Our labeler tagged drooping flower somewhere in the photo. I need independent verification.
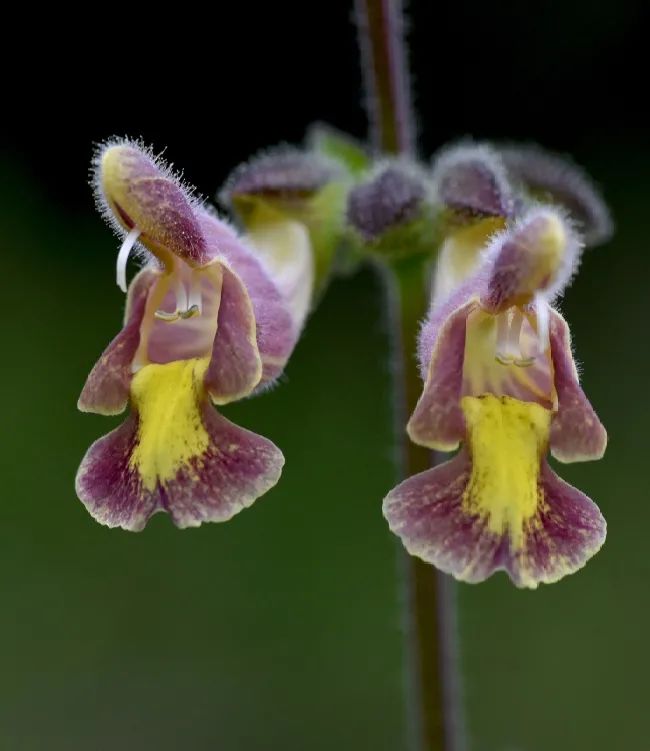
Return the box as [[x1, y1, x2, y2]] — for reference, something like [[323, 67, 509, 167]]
[[430, 143, 515, 305], [76, 140, 297, 531], [383, 207, 607, 588], [429, 142, 612, 306], [221, 142, 351, 322]]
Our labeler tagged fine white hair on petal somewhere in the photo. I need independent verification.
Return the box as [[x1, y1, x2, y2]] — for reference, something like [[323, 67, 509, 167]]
[[516, 202, 584, 304], [479, 203, 584, 306], [89, 136, 208, 271], [218, 142, 345, 209]]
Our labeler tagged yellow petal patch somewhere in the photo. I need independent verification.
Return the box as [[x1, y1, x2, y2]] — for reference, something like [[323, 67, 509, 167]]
[[130, 358, 210, 490], [244, 209, 314, 332], [461, 394, 551, 551], [433, 217, 505, 303]]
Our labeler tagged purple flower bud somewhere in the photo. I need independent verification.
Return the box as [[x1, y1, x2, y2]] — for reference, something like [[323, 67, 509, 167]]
[[221, 148, 343, 206], [346, 163, 427, 241], [432, 143, 515, 219]]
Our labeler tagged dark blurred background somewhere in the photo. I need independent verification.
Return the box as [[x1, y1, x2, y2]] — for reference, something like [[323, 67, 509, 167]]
[[1, 2, 646, 749]]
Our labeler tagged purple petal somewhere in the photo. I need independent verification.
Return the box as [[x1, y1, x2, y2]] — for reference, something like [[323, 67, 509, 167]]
[[78, 268, 157, 415], [205, 266, 262, 404], [383, 451, 606, 588], [408, 302, 472, 451], [75, 414, 156, 531], [383, 450, 502, 583], [165, 404, 284, 529], [510, 461, 606, 587], [75, 399, 284, 532], [197, 210, 297, 383], [549, 310, 607, 462], [95, 141, 210, 266]]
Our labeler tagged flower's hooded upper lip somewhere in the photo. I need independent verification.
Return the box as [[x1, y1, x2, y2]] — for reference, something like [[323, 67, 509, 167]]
[[95, 140, 211, 268], [79, 141, 299, 417]]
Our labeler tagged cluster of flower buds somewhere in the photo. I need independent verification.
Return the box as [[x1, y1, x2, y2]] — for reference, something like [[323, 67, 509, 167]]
[[76, 131, 611, 588]]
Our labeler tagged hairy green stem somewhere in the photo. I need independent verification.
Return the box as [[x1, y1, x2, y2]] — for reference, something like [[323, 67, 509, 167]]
[[354, 0, 415, 156], [354, 2, 462, 750], [387, 258, 462, 751]]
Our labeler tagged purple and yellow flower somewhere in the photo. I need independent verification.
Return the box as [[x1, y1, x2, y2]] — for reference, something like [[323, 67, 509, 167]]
[[76, 141, 297, 531], [383, 207, 607, 588]]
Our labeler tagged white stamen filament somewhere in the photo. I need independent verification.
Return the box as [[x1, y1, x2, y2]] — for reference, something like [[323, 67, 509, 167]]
[[174, 279, 188, 312], [116, 228, 141, 293], [535, 294, 550, 353], [495, 308, 536, 367], [188, 270, 203, 315], [510, 309, 536, 367], [508, 309, 525, 355], [495, 310, 514, 364]]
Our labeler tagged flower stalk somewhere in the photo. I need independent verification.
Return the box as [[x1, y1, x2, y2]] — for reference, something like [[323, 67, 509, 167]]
[[355, 0, 415, 156], [389, 257, 461, 751], [355, 1, 460, 749]]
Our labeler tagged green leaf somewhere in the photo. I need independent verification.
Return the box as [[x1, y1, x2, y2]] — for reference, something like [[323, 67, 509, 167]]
[[308, 123, 370, 177]]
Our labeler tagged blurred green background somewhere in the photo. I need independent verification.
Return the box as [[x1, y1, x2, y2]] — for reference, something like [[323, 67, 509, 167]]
[[1, 1, 647, 749]]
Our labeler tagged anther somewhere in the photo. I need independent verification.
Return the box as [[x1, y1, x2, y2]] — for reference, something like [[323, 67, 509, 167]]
[[153, 277, 201, 322]]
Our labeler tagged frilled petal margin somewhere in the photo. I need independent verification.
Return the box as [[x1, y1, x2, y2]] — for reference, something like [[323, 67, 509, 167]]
[[387, 393, 605, 588], [78, 268, 157, 415], [383, 451, 605, 588], [549, 310, 607, 462], [75, 358, 283, 530]]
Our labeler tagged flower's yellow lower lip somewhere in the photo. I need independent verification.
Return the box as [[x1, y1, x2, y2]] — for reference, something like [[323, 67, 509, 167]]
[[461, 394, 551, 551], [129, 358, 211, 491]]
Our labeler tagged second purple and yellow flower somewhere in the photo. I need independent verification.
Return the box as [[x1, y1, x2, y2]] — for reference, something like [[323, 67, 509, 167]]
[[384, 207, 608, 588]]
